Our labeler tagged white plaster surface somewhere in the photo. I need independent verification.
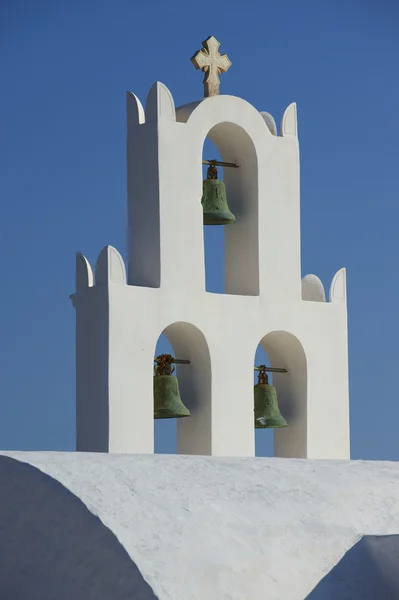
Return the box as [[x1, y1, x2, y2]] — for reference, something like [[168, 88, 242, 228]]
[[72, 82, 350, 460], [2, 452, 399, 600]]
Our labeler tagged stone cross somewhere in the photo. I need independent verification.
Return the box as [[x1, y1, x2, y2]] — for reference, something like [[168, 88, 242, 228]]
[[191, 36, 232, 97]]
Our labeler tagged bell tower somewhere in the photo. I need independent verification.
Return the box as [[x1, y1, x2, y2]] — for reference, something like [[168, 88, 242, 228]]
[[71, 36, 350, 459]]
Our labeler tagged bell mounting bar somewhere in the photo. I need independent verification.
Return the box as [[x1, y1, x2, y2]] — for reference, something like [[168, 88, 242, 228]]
[[171, 359, 191, 364], [154, 353, 191, 366], [254, 365, 288, 385], [254, 365, 288, 373], [202, 159, 240, 168]]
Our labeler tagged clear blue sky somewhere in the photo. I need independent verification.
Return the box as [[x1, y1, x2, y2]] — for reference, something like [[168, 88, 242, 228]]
[[1, 0, 398, 460]]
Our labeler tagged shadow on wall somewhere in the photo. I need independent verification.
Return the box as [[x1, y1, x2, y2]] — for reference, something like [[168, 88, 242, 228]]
[[0, 456, 159, 600], [306, 535, 399, 599]]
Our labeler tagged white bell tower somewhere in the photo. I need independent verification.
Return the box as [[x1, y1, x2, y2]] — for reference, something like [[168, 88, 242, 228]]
[[71, 37, 350, 459]]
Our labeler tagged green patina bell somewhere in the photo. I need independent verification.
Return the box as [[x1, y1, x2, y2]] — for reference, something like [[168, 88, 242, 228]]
[[202, 162, 236, 226], [254, 367, 288, 429], [153, 354, 191, 419]]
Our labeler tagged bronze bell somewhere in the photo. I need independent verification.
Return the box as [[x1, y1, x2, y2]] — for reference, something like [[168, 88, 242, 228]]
[[153, 354, 191, 419], [201, 161, 236, 225], [254, 365, 288, 429]]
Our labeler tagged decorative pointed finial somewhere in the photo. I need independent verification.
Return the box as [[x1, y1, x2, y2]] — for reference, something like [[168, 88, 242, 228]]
[[191, 36, 232, 98]]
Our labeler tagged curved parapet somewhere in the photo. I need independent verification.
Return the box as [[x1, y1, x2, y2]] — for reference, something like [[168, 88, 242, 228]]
[[329, 267, 347, 303], [260, 111, 277, 136], [175, 94, 270, 137], [145, 81, 176, 122], [76, 253, 94, 290], [0, 455, 158, 600], [95, 246, 127, 286], [301, 274, 326, 302], [281, 102, 298, 138], [175, 99, 203, 122], [126, 91, 145, 127]]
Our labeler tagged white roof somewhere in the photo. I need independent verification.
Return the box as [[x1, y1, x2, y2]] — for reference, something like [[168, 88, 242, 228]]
[[1, 452, 399, 600]]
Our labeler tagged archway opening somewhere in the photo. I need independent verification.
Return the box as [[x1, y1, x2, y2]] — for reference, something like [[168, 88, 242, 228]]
[[154, 334, 177, 454], [201, 122, 259, 296], [254, 344, 274, 457], [202, 138, 225, 293], [254, 331, 308, 459], [153, 323, 212, 456]]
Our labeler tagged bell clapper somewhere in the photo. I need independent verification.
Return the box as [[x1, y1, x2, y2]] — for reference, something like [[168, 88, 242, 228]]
[[206, 160, 218, 181], [253, 365, 289, 429]]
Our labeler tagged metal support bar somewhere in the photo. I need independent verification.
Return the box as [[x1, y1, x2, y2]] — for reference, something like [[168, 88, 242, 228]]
[[254, 366, 288, 373], [202, 159, 240, 168]]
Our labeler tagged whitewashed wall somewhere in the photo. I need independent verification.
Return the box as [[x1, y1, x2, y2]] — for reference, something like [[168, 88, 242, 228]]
[[71, 82, 349, 458]]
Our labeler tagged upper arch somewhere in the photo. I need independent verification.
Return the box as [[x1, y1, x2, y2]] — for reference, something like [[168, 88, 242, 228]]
[[176, 95, 272, 145], [177, 96, 268, 297]]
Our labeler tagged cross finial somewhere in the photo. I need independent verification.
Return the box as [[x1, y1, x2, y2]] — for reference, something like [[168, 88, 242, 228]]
[[191, 36, 232, 98]]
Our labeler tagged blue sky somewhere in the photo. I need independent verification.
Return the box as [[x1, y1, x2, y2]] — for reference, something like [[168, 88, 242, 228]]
[[1, 0, 398, 459]]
